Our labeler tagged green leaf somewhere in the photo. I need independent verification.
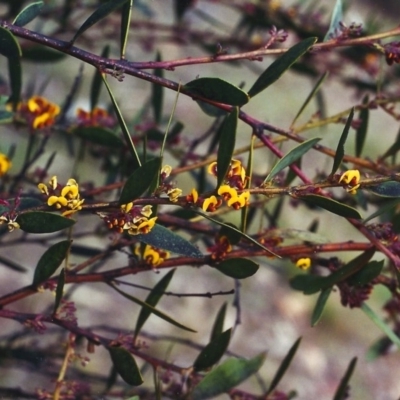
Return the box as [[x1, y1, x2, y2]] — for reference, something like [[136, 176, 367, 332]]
[[137, 224, 203, 258], [70, 0, 130, 44], [330, 107, 354, 176], [90, 45, 109, 110], [33, 240, 71, 286], [363, 198, 400, 223], [219, 223, 242, 245], [217, 107, 238, 187], [355, 96, 369, 157], [108, 346, 143, 386], [380, 128, 400, 160], [210, 302, 227, 341], [347, 260, 384, 286], [267, 337, 301, 395], [311, 287, 332, 326], [291, 71, 328, 127], [362, 303, 400, 350], [264, 137, 321, 182], [214, 258, 259, 279], [13, 1, 44, 27], [248, 37, 317, 98], [196, 101, 227, 117], [174, 0, 194, 21], [111, 283, 196, 332], [192, 353, 266, 400], [332, 357, 357, 400], [120, 0, 133, 59], [134, 269, 175, 340], [119, 157, 160, 204], [73, 126, 123, 148], [366, 336, 391, 361], [0, 110, 13, 123], [184, 78, 249, 106], [301, 194, 362, 219], [22, 46, 66, 62], [0, 27, 22, 110], [291, 248, 375, 295], [324, 0, 343, 41], [102, 74, 141, 168], [152, 52, 164, 124], [369, 181, 400, 198], [196, 211, 280, 257], [54, 268, 65, 313], [194, 329, 232, 372], [16, 212, 76, 233]]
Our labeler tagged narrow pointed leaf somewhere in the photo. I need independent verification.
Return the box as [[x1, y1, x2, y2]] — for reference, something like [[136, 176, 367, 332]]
[[332, 357, 357, 400], [267, 337, 301, 394], [214, 258, 259, 279], [369, 181, 400, 198], [111, 283, 196, 332], [210, 302, 227, 341], [292, 71, 329, 127], [363, 198, 400, 223], [120, 0, 133, 59], [137, 224, 203, 258], [217, 107, 238, 187], [101, 72, 141, 168], [362, 303, 400, 350], [134, 269, 175, 339], [311, 287, 332, 326], [119, 158, 160, 204], [70, 0, 130, 44], [330, 108, 354, 176], [73, 126, 124, 148], [13, 1, 44, 27], [196, 101, 227, 117], [192, 353, 266, 400], [194, 329, 232, 371], [0, 27, 22, 110], [184, 78, 249, 106], [33, 240, 71, 286], [108, 346, 143, 386], [152, 52, 164, 123], [54, 268, 66, 313], [248, 37, 317, 98], [380, 129, 400, 160], [219, 223, 242, 245], [324, 0, 343, 41], [265, 137, 321, 182], [17, 212, 76, 233], [366, 337, 392, 361], [301, 194, 362, 219], [291, 247, 375, 295], [355, 96, 369, 157], [22, 46, 65, 62], [196, 211, 280, 257], [347, 260, 384, 286], [90, 45, 109, 110]]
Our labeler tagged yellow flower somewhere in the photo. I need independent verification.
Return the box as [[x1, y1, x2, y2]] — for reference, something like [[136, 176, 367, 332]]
[[121, 202, 133, 213], [143, 245, 170, 267], [339, 169, 361, 194], [202, 195, 219, 212], [167, 188, 182, 203], [0, 215, 20, 232], [0, 153, 11, 176], [48, 195, 68, 208], [23, 96, 60, 129], [227, 191, 250, 209], [207, 161, 218, 176], [140, 205, 153, 217], [186, 188, 199, 204], [161, 165, 172, 178], [295, 258, 311, 270]]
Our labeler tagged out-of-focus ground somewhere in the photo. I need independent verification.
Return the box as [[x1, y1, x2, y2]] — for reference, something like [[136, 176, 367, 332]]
[[1, 1, 400, 399]]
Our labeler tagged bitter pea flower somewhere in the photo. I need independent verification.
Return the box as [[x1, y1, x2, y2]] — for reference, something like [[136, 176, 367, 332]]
[[295, 258, 311, 270], [76, 107, 115, 128], [339, 169, 361, 195], [38, 176, 84, 216], [0, 153, 12, 176], [19, 96, 60, 130]]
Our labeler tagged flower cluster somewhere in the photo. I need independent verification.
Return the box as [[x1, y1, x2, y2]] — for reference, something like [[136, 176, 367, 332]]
[[338, 169, 360, 195], [38, 176, 84, 217], [0, 153, 11, 177], [135, 244, 170, 267], [187, 159, 250, 212], [0, 196, 21, 232], [155, 165, 183, 203], [76, 107, 116, 128], [99, 203, 157, 235], [208, 235, 232, 261], [17, 96, 60, 130]]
